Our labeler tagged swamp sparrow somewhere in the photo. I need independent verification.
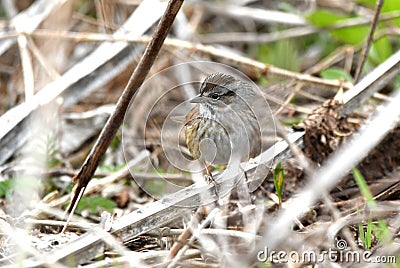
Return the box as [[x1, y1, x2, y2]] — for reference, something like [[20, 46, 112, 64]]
[[184, 73, 262, 168]]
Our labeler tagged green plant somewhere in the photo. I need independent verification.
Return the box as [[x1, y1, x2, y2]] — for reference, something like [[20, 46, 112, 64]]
[[352, 168, 374, 205], [281, 117, 304, 126], [307, 0, 400, 77], [273, 162, 285, 206], [320, 67, 353, 82], [0, 179, 14, 201], [76, 196, 116, 214], [353, 168, 391, 248], [358, 218, 372, 249]]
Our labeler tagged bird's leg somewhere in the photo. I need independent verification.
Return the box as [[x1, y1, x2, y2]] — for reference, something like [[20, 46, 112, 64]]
[[238, 164, 249, 182], [243, 168, 249, 182], [203, 164, 214, 184], [203, 162, 219, 197]]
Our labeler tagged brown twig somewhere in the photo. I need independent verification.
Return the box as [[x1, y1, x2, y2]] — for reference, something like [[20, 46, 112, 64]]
[[65, 0, 184, 216], [354, 0, 384, 82]]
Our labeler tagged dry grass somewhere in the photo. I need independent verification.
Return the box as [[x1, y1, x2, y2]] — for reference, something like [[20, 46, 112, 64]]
[[0, 0, 399, 267]]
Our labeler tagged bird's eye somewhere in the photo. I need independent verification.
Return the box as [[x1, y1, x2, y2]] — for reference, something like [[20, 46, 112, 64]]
[[210, 93, 220, 100]]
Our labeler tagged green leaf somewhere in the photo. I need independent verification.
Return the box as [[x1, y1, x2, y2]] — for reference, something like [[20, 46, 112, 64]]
[[307, 9, 347, 27], [0, 180, 11, 197], [320, 67, 353, 82], [357, 0, 400, 10], [358, 0, 400, 26], [382, 1, 400, 26], [381, 0, 400, 13], [356, 0, 376, 6], [369, 36, 393, 65], [307, 9, 369, 44], [273, 162, 285, 204], [0, 179, 13, 198], [76, 196, 116, 213], [282, 117, 303, 126], [352, 168, 374, 206], [331, 26, 369, 45]]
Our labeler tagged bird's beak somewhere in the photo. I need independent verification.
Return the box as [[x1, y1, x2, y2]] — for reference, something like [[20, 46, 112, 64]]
[[190, 95, 206, 104]]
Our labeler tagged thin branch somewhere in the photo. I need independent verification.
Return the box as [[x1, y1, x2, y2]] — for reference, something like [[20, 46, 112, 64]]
[[66, 0, 184, 215], [354, 0, 384, 82]]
